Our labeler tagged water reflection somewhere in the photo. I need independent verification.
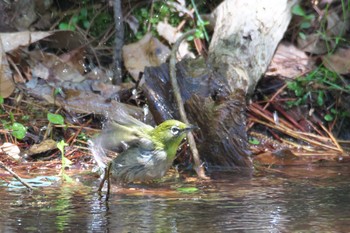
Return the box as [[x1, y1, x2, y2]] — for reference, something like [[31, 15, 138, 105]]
[[0, 166, 350, 232]]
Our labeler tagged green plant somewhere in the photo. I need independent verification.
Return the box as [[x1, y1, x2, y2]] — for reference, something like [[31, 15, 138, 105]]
[[77, 132, 88, 141], [190, 0, 209, 41], [1, 110, 27, 140], [249, 137, 260, 145], [10, 122, 27, 140], [47, 113, 65, 125], [291, 4, 315, 40], [58, 5, 113, 38], [59, 7, 90, 31], [286, 66, 350, 121], [132, 1, 183, 40], [57, 140, 73, 183]]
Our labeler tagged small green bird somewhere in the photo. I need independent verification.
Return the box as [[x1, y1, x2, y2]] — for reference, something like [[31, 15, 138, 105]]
[[90, 117, 197, 184]]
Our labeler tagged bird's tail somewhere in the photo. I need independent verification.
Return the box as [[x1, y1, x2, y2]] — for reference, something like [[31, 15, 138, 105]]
[[88, 137, 110, 169]]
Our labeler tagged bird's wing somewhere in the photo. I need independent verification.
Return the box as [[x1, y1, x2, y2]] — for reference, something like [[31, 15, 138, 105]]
[[90, 116, 154, 168]]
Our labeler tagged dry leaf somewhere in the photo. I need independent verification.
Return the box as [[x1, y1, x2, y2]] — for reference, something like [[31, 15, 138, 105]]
[[0, 143, 21, 161], [30, 51, 85, 83], [0, 31, 52, 52], [0, 37, 15, 98], [297, 33, 328, 54], [123, 33, 170, 81], [26, 139, 57, 157], [266, 42, 314, 78], [326, 11, 348, 37], [157, 21, 194, 59], [322, 48, 350, 74]]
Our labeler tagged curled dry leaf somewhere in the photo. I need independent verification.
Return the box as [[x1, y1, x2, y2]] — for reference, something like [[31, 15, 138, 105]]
[[123, 33, 170, 81], [25, 139, 57, 157], [0, 143, 21, 161], [157, 21, 194, 59]]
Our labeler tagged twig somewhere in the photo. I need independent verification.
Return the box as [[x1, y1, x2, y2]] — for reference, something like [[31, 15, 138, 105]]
[[113, 0, 124, 84], [0, 161, 33, 190], [251, 118, 341, 152], [319, 123, 344, 154], [169, 29, 208, 179]]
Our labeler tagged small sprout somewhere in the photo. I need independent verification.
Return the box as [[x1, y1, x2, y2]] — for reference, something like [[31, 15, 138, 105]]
[[47, 113, 65, 125], [11, 122, 27, 140], [317, 91, 324, 106], [324, 114, 333, 122], [249, 138, 260, 145]]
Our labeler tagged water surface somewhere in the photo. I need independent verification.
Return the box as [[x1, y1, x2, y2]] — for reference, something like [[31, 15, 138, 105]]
[[1, 165, 350, 232]]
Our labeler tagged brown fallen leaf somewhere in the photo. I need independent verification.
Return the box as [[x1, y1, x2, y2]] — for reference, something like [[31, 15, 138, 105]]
[[322, 48, 350, 74], [297, 33, 328, 55], [29, 51, 85, 83], [266, 42, 314, 78], [0, 36, 15, 98], [123, 33, 170, 81], [156, 21, 194, 59], [25, 139, 58, 157], [0, 31, 52, 52]]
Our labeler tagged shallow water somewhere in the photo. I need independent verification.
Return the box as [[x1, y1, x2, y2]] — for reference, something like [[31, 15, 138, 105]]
[[1, 165, 350, 232]]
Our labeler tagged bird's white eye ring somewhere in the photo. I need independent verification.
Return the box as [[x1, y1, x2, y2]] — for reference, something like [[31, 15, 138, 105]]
[[170, 126, 180, 135]]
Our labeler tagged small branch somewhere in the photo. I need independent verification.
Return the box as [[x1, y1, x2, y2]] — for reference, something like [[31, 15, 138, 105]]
[[0, 161, 33, 190], [113, 0, 124, 84], [169, 29, 208, 179]]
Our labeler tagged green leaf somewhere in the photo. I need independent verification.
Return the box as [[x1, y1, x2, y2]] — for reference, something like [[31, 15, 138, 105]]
[[9, 112, 14, 122], [0, 96, 4, 104], [57, 140, 72, 168], [83, 20, 90, 29], [249, 138, 260, 145], [80, 8, 88, 18], [176, 187, 199, 193], [305, 14, 315, 21], [159, 5, 169, 15], [57, 140, 68, 153], [300, 21, 311, 29], [317, 91, 324, 106], [298, 32, 306, 40], [47, 113, 64, 125], [294, 87, 304, 97], [324, 114, 333, 121], [21, 115, 30, 121], [54, 87, 63, 96], [71, 15, 79, 24], [195, 29, 204, 39], [330, 108, 338, 114], [292, 5, 306, 17], [11, 122, 27, 139], [62, 156, 72, 168], [59, 22, 69, 30], [62, 173, 73, 183], [187, 35, 194, 41]]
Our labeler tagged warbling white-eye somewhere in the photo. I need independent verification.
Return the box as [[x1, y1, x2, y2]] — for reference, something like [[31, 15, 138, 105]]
[[90, 116, 198, 184]]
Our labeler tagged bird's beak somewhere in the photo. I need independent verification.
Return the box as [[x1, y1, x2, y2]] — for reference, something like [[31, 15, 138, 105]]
[[184, 125, 200, 132]]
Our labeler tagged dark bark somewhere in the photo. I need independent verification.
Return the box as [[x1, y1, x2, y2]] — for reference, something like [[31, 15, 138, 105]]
[[143, 58, 252, 169]]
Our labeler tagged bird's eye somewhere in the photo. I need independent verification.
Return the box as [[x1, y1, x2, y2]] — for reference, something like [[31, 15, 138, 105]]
[[170, 126, 180, 135]]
